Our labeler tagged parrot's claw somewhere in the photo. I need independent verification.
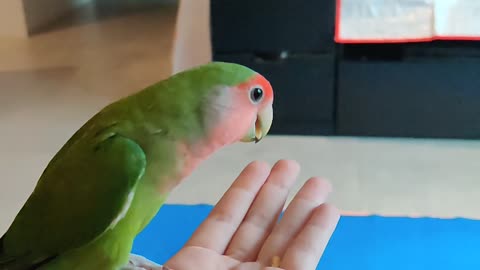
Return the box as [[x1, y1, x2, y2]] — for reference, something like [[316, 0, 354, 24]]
[[120, 254, 170, 270]]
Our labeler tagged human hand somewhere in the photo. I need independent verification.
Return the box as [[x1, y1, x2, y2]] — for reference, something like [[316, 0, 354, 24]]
[[164, 160, 340, 270]]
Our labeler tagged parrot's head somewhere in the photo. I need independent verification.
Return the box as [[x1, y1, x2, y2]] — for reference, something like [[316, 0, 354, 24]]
[[233, 70, 274, 144], [153, 62, 274, 153], [200, 62, 274, 146]]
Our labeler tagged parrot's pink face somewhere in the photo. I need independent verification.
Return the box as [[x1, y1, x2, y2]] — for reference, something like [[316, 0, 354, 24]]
[[173, 72, 274, 185], [206, 73, 274, 148], [235, 73, 274, 143]]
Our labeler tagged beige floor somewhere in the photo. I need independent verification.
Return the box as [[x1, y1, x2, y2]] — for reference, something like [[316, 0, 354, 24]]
[[1, 2, 480, 234]]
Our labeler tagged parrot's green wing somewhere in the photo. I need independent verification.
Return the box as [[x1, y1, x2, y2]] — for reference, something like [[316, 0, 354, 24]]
[[0, 129, 146, 269]]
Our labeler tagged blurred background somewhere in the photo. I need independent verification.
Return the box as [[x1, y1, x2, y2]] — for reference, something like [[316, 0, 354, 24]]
[[1, 0, 480, 268]]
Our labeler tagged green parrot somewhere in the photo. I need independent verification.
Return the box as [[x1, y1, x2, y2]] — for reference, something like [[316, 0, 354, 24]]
[[0, 62, 274, 270]]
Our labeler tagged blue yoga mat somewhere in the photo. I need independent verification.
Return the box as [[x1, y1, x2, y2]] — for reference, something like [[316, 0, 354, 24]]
[[132, 204, 480, 269]]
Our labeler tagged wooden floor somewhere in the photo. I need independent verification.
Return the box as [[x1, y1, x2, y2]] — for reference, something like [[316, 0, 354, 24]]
[[1, 1, 480, 234]]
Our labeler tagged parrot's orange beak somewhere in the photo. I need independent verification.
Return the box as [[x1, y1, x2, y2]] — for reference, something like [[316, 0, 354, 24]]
[[241, 104, 273, 143]]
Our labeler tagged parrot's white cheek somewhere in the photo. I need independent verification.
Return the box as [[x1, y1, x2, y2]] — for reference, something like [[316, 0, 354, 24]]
[[203, 86, 233, 131]]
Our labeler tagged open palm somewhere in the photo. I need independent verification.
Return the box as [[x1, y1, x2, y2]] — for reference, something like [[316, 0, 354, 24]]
[[163, 160, 340, 270]]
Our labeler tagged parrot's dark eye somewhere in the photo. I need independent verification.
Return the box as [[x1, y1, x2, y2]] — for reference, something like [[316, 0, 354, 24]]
[[249, 87, 264, 103]]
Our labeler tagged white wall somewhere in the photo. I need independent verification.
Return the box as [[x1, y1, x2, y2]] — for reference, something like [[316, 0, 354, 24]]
[[0, 0, 28, 38], [172, 0, 211, 74]]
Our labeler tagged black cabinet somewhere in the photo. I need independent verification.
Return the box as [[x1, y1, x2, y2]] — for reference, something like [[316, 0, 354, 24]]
[[211, 0, 337, 135], [211, 0, 336, 53], [211, 2, 480, 139], [337, 59, 480, 138], [214, 53, 336, 135]]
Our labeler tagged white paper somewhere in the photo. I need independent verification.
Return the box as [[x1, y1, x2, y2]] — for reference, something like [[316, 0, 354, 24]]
[[434, 0, 480, 37], [337, 0, 480, 42], [338, 0, 434, 41]]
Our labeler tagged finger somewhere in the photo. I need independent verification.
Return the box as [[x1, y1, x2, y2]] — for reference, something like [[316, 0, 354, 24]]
[[225, 263, 283, 270], [185, 161, 271, 253], [225, 160, 300, 261], [235, 265, 282, 270], [281, 204, 340, 270], [257, 177, 332, 265]]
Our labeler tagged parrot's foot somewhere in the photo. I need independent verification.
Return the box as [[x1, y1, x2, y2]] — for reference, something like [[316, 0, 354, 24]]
[[120, 254, 170, 270]]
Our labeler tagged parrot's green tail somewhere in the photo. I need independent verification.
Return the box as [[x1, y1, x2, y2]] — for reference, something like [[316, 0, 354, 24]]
[[0, 236, 53, 270], [0, 236, 15, 269], [0, 236, 10, 265]]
